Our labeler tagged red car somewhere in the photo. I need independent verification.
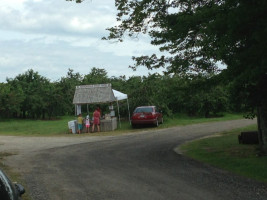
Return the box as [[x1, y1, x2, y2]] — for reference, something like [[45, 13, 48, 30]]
[[131, 106, 163, 128]]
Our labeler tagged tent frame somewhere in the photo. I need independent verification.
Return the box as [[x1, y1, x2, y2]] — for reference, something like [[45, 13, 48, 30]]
[[73, 84, 130, 128]]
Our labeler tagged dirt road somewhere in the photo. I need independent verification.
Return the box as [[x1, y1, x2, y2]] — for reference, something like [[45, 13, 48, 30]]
[[1, 119, 267, 200]]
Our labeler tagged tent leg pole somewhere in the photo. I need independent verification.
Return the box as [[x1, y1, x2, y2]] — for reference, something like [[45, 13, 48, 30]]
[[117, 100, 121, 128], [127, 98, 131, 124]]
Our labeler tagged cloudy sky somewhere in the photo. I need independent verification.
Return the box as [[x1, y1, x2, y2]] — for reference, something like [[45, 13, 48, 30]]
[[0, 0, 163, 83]]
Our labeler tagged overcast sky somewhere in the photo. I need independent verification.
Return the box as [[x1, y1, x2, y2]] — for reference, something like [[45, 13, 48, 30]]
[[0, 0, 163, 83]]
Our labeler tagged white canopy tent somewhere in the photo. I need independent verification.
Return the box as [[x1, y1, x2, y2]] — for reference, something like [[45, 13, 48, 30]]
[[112, 89, 128, 101], [112, 89, 131, 127]]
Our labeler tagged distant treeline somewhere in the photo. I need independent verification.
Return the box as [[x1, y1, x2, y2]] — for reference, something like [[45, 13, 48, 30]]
[[0, 68, 242, 119]]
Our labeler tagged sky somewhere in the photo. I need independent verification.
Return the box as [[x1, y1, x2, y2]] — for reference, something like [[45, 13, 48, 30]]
[[0, 0, 163, 83]]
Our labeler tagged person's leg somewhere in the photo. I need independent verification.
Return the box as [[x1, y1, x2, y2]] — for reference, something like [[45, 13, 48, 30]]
[[78, 124, 82, 134], [92, 124, 95, 132]]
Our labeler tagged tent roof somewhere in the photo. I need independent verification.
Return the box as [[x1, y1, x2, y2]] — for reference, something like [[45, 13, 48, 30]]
[[73, 84, 117, 105], [112, 89, 128, 101]]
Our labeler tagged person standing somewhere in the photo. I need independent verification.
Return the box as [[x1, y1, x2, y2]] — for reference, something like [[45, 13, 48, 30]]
[[85, 115, 90, 133], [92, 108, 101, 132], [77, 113, 83, 134]]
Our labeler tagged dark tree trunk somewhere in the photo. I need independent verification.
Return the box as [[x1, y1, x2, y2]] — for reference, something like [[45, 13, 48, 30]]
[[257, 106, 267, 154]]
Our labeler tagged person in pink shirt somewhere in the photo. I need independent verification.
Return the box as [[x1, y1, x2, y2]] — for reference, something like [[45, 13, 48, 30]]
[[92, 107, 101, 132]]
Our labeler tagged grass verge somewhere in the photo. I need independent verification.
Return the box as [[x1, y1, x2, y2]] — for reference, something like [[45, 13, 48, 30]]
[[0, 113, 243, 136], [180, 124, 267, 183], [162, 113, 244, 127]]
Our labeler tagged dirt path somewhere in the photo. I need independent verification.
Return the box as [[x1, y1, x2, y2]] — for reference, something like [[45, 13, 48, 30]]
[[0, 135, 115, 168]]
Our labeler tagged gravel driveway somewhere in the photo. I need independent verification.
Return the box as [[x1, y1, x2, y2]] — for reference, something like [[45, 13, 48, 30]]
[[1, 119, 267, 200]]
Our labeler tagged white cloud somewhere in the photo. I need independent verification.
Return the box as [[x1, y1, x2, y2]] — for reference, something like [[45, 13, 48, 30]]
[[0, 0, 163, 82], [0, 0, 27, 10], [70, 17, 93, 31]]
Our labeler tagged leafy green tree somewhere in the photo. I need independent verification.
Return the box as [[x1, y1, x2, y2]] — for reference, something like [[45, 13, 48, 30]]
[[124, 76, 144, 111], [41, 82, 64, 119], [0, 83, 25, 118], [110, 75, 127, 91], [187, 74, 229, 117], [198, 86, 229, 118], [100, 0, 267, 152], [109, 75, 129, 117], [57, 69, 83, 115], [141, 73, 172, 115], [7, 69, 51, 119], [82, 67, 109, 85], [164, 73, 228, 117]]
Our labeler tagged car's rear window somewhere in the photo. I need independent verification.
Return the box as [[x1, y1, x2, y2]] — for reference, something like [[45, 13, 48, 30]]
[[134, 107, 153, 113]]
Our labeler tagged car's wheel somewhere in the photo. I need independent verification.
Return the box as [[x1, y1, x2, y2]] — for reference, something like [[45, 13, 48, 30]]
[[132, 124, 137, 128], [155, 119, 159, 127]]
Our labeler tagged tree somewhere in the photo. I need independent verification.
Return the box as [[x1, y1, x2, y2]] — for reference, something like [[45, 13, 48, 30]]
[[57, 69, 82, 115], [0, 83, 25, 118], [7, 69, 51, 119], [82, 67, 109, 85], [100, 0, 267, 153]]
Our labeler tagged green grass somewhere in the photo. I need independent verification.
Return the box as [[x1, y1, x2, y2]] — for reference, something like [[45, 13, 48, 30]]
[[161, 113, 244, 127], [0, 116, 74, 136], [180, 124, 267, 183], [0, 113, 244, 136]]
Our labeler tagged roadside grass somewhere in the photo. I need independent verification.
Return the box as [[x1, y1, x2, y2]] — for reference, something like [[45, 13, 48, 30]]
[[0, 116, 74, 136], [0, 113, 243, 136], [180, 124, 267, 183], [161, 113, 244, 127]]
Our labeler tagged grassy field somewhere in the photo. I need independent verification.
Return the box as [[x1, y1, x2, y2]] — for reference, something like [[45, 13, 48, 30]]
[[0, 113, 244, 136], [180, 124, 267, 183]]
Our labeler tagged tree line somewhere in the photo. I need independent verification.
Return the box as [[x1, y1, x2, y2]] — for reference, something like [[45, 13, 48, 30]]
[[0, 67, 242, 120]]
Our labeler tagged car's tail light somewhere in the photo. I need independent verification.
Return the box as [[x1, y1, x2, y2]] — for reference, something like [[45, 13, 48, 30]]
[[146, 112, 155, 119]]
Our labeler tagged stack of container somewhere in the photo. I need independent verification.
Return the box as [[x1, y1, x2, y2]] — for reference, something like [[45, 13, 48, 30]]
[[68, 120, 77, 134]]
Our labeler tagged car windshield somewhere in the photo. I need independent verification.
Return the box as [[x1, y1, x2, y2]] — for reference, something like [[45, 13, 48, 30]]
[[134, 107, 153, 113]]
